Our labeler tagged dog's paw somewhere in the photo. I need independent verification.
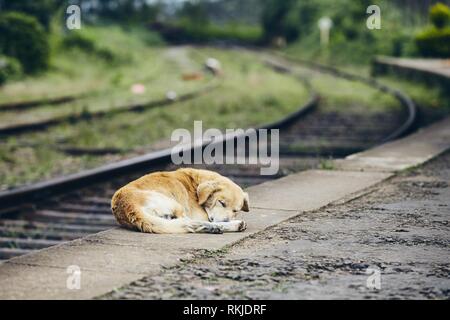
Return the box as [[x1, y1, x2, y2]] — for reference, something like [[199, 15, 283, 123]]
[[208, 224, 224, 234], [238, 220, 247, 232], [189, 221, 224, 234]]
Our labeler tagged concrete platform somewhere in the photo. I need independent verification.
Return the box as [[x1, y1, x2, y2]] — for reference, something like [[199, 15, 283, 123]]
[[0, 117, 449, 299], [375, 57, 450, 78], [334, 117, 450, 172]]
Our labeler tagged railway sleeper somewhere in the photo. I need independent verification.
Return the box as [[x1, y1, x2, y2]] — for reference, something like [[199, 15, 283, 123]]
[[31, 210, 116, 225], [0, 237, 61, 250], [0, 219, 111, 233], [0, 226, 98, 241], [0, 247, 34, 260], [43, 203, 112, 214]]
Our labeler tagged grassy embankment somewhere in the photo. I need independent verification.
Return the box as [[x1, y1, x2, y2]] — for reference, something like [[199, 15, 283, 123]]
[[278, 0, 449, 113]]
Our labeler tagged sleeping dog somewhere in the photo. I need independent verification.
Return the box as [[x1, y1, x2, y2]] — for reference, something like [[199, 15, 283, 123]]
[[111, 168, 249, 234]]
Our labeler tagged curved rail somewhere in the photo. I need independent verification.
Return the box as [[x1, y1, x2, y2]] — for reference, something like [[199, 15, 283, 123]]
[[271, 52, 417, 143], [0, 95, 82, 113], [0, 80, 220, 136]]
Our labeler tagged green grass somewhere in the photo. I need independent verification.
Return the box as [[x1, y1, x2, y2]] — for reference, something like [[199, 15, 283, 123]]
[[278, 52, 449, 113], [0, 25, 210, 128], [336, 63, 450, 111], [280, 0, 426, 66], [377, 75, 450, 110], [0, 25, 181, 107], [159, 20, 262, 44], [285, 62, 401, 113]]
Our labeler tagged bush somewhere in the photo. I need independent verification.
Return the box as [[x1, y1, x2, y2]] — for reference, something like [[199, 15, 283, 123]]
[[415, 27, 450, 57], [261, 0, 300, 43], [0, 12, 50, 74], [430, 2, 450, 29], [62, 33, 96, 52], [0, 56, 23, 85], [62, 32, 118, 63], [0, 0, 59, 30], [153, 21, 262, 44]]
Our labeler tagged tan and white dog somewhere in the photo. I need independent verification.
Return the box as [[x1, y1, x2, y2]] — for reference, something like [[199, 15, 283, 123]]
[[111, 168, 249, 234]]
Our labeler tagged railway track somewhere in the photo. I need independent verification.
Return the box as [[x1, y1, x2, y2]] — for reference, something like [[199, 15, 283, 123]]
[[0, 80, 219, 136], [0, 47, 219, 136], [0, 94, 82, 113], [0, 54, 417, 262]]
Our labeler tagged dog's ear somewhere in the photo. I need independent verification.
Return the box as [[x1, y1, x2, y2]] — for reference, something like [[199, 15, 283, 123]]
[[242, 192, 249, 212], [197, 182, 219, 206]]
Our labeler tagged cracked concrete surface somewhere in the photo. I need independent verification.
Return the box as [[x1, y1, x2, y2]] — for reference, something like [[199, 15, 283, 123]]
[[105, 151, 450, 300]]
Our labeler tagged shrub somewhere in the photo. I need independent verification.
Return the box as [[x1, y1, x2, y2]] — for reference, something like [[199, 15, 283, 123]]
[[0, 0, 58, 30], [154, 21, 262, 44], [0, 12, 50, 74], [261, 0, 300, 43], [61, 33, 96, 53], [0, 56, 23, 85], [430, 2, 450, 29], [62, 32, 118, 63], [415, 27, 450, 57]]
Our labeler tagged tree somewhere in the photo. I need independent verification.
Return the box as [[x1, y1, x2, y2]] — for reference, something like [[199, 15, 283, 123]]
[[178, 0, 209, 26], [430, 2, 450, 28], [0, 12, 50, 73], [0, 0, 60, 30], [261, 0, 299, 43]]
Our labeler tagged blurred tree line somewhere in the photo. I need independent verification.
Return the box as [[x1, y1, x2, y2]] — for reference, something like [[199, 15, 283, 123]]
[[391, 0, 450, 22], [148, 0, 263, 44], [1, 0, 449, 85], [74, 0, 161, 23], [0, 0, 62, 82], [0, 0, 162, 84], [261, 0, 450, 60], [416, 2, 450, 57]]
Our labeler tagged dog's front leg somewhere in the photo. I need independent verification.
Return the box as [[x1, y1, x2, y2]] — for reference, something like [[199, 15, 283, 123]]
[[187, 220, 224, 234], [186, 220, 247, 234], [215, 220, 247, 232]]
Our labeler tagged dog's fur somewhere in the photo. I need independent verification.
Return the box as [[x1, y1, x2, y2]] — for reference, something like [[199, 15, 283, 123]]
[[111, 168, 249, 234]]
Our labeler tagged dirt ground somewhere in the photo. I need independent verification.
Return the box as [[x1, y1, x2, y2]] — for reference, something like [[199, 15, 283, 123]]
[[104, 151, 450, 300]]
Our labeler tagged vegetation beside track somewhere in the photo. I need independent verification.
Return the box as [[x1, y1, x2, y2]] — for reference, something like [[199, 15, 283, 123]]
[[0, 25, 196, 109], [0, 47, 310, 190], [0, 44, 415, 191]]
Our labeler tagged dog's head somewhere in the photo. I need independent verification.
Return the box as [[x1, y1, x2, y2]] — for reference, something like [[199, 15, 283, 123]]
[[197, 178, 249, 223]]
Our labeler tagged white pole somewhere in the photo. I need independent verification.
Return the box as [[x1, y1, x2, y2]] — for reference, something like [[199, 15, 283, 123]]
[[318, 17, 333, 47]]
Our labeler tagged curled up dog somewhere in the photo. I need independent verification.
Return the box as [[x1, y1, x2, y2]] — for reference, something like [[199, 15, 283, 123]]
[[111, 168, 249, 234]]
